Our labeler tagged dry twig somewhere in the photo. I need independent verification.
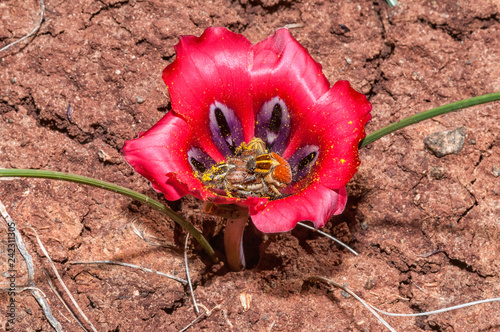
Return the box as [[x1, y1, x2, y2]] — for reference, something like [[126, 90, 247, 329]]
[[0, 285, 47, 297], [0, 0, 45, 53], [307, 275, 397, 332], [179, 311, 206, 332], [131, 220, 176, 247], [297, 222, 358, 256], [178, 301, 224, 331], [184, 234, 199, 314], [307, 275, 500, 330], [69, 260, 187, 284], [27, 225, 98, 332], [43, 268, 89, 332], [0, 199, 63, 331]]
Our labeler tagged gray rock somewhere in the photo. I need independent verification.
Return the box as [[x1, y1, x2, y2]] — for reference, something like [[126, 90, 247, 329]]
[[424, 127, 466, 158]]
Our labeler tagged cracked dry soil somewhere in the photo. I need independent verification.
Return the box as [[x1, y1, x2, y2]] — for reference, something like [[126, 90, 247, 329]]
[[1, 0, 499, 331]]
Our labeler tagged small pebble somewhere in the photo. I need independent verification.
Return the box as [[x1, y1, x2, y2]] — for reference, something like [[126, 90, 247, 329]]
[[364, 278, 375, 290], [430, 166, 445, 180], [345, 57, 352, 64], [492, 166, 500, 178], [424, 127, 466, 158], [97, 150, 112, 163], [136, 96, 145, 104], [10, 77, 17, 84], [470, 139, 476, 145]]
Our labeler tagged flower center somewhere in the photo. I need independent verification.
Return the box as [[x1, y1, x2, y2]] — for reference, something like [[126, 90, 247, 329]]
[[199, 138, 292, 199]]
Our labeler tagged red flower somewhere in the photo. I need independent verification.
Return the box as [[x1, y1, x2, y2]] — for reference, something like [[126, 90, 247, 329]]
[[123, 27, 371, 233]]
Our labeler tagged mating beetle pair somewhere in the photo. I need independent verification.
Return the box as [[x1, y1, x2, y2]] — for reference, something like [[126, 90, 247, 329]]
[[201, 138, 292, 198]]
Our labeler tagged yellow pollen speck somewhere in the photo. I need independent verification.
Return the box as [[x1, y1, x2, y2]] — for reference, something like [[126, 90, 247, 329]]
[[348, 121, 352, 124], [340, 159, 346, 164]]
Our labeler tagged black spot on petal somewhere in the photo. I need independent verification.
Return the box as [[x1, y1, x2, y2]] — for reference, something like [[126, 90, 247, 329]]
[[269, 103, 282, 134], [190, 157, 207, 173], [215, 107, 232, 139], [297, 152, 317, 171]]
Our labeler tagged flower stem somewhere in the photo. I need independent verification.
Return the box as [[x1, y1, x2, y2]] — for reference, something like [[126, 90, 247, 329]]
[[0, 169, 217, 262], [359, 92, 500, 148], [224, 216, 248, 271]]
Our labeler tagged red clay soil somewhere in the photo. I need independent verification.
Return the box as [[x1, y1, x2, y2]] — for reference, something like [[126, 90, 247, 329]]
[[1, 0, 499, 331]]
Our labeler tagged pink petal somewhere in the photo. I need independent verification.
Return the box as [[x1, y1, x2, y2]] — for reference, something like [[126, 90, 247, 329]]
[[251, 29, 331, 151], [163, 27, 254, 160], [250, 185, 347, 233], [284, 81, 372, 189], [251, 29, 330, 118], [122, 112, 210, 200]]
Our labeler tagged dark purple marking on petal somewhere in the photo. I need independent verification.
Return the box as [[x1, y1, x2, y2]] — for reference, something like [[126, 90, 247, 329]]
[[255, 97, 291, 154], [209, 101, 245, 156], [187, 147, 216, 173], [288, 145, 320, 182]]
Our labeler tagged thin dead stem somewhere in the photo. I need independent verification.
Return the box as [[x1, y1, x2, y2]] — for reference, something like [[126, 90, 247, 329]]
[[0, 0, 45, 53], [307, 275, 396, 332], [43, 268, 89, 332], [410, 280, 426, 294], [179, 311, 206, 332], [297, 222, 358, 256], [27, 226, 98, 332], [69, 260, 187, 284], [308, 275, 500, 330], [184, 234, 199, 314], [178, 302, 224, 332], [222, 309, 233, 329], [131, 220, 176, 247], [370, 298, 500, 317], [0, 286, 47, 297], [0, 199, 63, 331]]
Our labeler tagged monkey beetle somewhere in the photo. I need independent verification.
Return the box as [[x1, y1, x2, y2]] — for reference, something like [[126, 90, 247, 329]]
[[201, 138, 292, 198]]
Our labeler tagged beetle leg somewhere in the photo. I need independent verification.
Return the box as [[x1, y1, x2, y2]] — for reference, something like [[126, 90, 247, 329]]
[[235, 190, 254, 197], [262, 173, 283, 197], [268, 183, 282, 196]]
